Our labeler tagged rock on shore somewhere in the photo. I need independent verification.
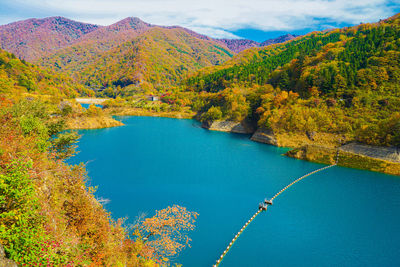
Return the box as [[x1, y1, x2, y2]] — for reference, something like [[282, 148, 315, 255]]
[[250, 128, 278, 146], [339, 143, 400, 163], [202, 120, 254, 134]]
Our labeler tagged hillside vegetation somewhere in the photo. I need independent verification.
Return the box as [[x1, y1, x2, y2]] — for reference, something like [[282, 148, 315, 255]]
[[0, 48, 92, 98], [0, 98, 198, 266]]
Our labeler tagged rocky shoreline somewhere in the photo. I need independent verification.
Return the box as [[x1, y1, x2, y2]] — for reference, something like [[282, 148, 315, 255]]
[[71, 112, 400, 176], [339, 143, 400, 163], [250, 128, 278, 146], [202, 119, 400, 176], [201, 120, 254, 134]]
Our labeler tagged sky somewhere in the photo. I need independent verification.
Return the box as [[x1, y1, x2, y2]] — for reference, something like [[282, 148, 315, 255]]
[[0, 0, 399, 41]]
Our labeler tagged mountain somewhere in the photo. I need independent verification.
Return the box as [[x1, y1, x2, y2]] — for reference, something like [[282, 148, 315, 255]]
[[0, 16, 298, 59], [216, 39, 259, 53], [259, 34, 299, 46], [40, 26, 233, 91], [0, 17, 99, 61], [217, 34, 299, 53], [0, 16, 298, 91], [74, 17, 154, 47], [186, 13, 400, 148], [35, 18, 232, 91]]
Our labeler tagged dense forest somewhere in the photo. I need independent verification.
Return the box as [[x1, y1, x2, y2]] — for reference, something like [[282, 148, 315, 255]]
[[183, 14, 400, 148]]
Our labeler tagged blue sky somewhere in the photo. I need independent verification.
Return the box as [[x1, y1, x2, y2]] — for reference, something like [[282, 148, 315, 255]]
[[0, 0, 399, 41]]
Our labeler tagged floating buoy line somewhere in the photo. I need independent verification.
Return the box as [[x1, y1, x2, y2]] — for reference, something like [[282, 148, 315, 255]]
[[213, 152, 339, 266]]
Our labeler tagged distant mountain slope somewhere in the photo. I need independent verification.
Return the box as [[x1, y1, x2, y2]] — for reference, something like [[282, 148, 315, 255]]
[[217, 34, 299, 53], [259, 34, 299, 46], [216, 39, 259, 53], [37, 17, 156, 75], [40, 25, 233, 90], [0, 17, 99, 61], [0, 16, 298, 91], [0, 48, 90, 98]]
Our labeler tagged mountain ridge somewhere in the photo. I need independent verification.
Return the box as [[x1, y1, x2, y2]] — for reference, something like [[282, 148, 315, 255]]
[[217, 34, 299, 53], [0, 16, 304, 92], [38, 24, 233, 91], [0, 16, 299, 60], [0, 16, 100, 61]]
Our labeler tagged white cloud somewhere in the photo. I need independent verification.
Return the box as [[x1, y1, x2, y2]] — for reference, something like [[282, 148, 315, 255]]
[[4, 0, 400, 38], [0, 15, 24, 25]]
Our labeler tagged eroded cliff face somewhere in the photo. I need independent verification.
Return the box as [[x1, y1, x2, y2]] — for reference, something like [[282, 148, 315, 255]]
[[202, 120, 255, 134], [339, 143, 400, 163], [203, 120, 400, 175], [250, 128, 278, 146]]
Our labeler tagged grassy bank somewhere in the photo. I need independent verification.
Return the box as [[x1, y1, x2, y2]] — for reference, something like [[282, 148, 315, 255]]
[[65, 115, 124, 129]]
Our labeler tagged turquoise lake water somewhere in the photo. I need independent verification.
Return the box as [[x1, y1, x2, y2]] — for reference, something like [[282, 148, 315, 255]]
[[69, 116, 400, 266], [79, 103, 103, 109]]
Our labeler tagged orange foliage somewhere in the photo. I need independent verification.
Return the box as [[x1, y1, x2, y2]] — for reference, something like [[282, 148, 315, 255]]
[[140, 205, 198, 261]]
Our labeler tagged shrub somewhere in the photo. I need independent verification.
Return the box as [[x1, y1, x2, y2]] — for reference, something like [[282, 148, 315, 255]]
[[200, 106, 222, 122], [86, 104, 103, 116], [0, 160, 62, 266]]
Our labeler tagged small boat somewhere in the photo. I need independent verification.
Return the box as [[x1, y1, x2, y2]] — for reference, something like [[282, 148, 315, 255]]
[[259, 203, 268, 211], [264, 198, 273, 205]]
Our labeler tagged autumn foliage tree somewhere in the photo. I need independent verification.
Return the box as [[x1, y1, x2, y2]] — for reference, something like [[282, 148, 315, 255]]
[[138, 205, 198, 262]]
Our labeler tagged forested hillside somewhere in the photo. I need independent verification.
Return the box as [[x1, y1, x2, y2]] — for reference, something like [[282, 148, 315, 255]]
[[185, 13, 400, 148], [40, 25, 233, 92], [0, 48, 91, 98]]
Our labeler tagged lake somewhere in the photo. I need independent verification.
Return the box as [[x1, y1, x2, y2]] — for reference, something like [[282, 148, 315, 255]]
[[69, 116, 400, 266], [79, 103, 103, 109]]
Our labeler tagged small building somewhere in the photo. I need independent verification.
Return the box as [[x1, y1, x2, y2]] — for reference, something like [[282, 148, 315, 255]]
[[148, 95, 159, 101]]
